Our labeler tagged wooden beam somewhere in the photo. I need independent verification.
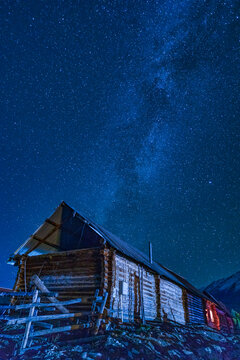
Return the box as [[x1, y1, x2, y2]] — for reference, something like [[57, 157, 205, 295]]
[[45, 219, 59, 227], [24, 211, 75, 256], [0, 291, 58, 297], [21, 289, 39, 352], [0, 297, 82, 310], [31, 235, 61, 250], [94, 291, 108, 334], [0, 333, 20, 339], [139, 266, 145, 325], [45, 218, 84, 242], [32, 275, 69, 314], [34, 322, 53, 329], [7, 311, 88, 325], [25, 226, 62, 255], [31, 323, 91, 337]]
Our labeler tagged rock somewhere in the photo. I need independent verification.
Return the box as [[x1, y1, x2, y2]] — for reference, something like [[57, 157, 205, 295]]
[[156, 339, 169, 347], [1, 322, 240, 359], [88, 352, 102, 358], [168, 349, 182, 358], [205, 347, 212, 354], [105, 336, 124, 348], [183, 349, 194, 355], [127, 350, 133, 359], [213, 345, 222, 353], [131, 348, 139, 355], [72, 345, 83, 353]]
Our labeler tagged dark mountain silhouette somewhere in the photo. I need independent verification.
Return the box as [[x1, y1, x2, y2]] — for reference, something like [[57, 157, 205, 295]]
[[204, 271, 240, 312]]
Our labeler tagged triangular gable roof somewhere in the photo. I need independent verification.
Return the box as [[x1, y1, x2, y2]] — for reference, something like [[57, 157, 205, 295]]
[[11, 201, 206, 299]]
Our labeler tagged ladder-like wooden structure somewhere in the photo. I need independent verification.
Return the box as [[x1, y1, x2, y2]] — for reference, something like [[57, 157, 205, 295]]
[[0, 275, 108, 354]]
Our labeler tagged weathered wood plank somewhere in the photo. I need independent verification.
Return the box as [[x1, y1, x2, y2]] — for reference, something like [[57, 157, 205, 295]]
[[0, 291, 58, 297], [160, 278, 185, 324], [0, 297, 82, 310], [31, 323, 91, 337], [34, 321, 53, 329], [32, 275, 69, 314], [21, 289, 39, 351], [7, 311, 89, 325]]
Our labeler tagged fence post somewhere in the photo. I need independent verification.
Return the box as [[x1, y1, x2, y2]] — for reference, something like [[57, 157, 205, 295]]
[[20, 289, 39, 353], [94, 291, 108, 334]]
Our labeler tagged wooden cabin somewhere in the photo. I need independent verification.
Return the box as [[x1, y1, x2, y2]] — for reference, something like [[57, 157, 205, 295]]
[[8, 202, 233, 331]]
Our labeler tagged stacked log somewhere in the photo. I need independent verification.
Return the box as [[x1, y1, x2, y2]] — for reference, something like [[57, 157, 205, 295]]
[[14, 248, 102, 316]]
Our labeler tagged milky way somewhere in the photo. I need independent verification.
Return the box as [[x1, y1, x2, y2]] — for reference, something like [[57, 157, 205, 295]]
[[0, 0, 239, 288]]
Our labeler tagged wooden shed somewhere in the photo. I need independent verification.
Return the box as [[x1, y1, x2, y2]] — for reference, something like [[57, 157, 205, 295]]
[[8, 202, 231, 330]]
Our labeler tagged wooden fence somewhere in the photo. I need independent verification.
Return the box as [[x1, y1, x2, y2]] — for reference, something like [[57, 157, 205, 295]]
[[0, 275, 108, 354]]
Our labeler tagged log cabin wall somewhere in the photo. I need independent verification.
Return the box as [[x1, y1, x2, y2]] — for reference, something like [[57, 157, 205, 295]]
[[142, 268, 157, 321], [159, 278, 186, 325], [186, 293, 206, 325], [112, 253, 139, 322], [105, 250, 157, 323], [14, 247, 103, 315]]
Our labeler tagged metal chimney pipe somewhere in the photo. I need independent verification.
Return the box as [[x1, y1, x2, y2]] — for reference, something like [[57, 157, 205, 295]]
[[149, 241, 153, 264]]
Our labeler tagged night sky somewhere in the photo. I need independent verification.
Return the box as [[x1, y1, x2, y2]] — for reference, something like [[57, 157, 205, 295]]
[[0, 0, 239, 289]]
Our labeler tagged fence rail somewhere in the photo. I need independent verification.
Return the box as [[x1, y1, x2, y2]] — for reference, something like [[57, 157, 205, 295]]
[[0, 291, 58, 297], [0, 275, 108, 355], [0, 297, 82, 310]]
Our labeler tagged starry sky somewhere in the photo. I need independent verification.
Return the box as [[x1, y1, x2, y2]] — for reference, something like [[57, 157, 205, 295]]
[[0, 0, 239, 289]]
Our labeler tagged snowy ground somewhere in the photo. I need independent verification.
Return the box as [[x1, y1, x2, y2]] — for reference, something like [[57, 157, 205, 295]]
[[0, 323, 240, 360]]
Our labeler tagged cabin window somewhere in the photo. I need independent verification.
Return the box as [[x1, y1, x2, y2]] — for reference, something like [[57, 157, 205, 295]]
[[119, 280, 128, 296], [209, 309, 214, 323]]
